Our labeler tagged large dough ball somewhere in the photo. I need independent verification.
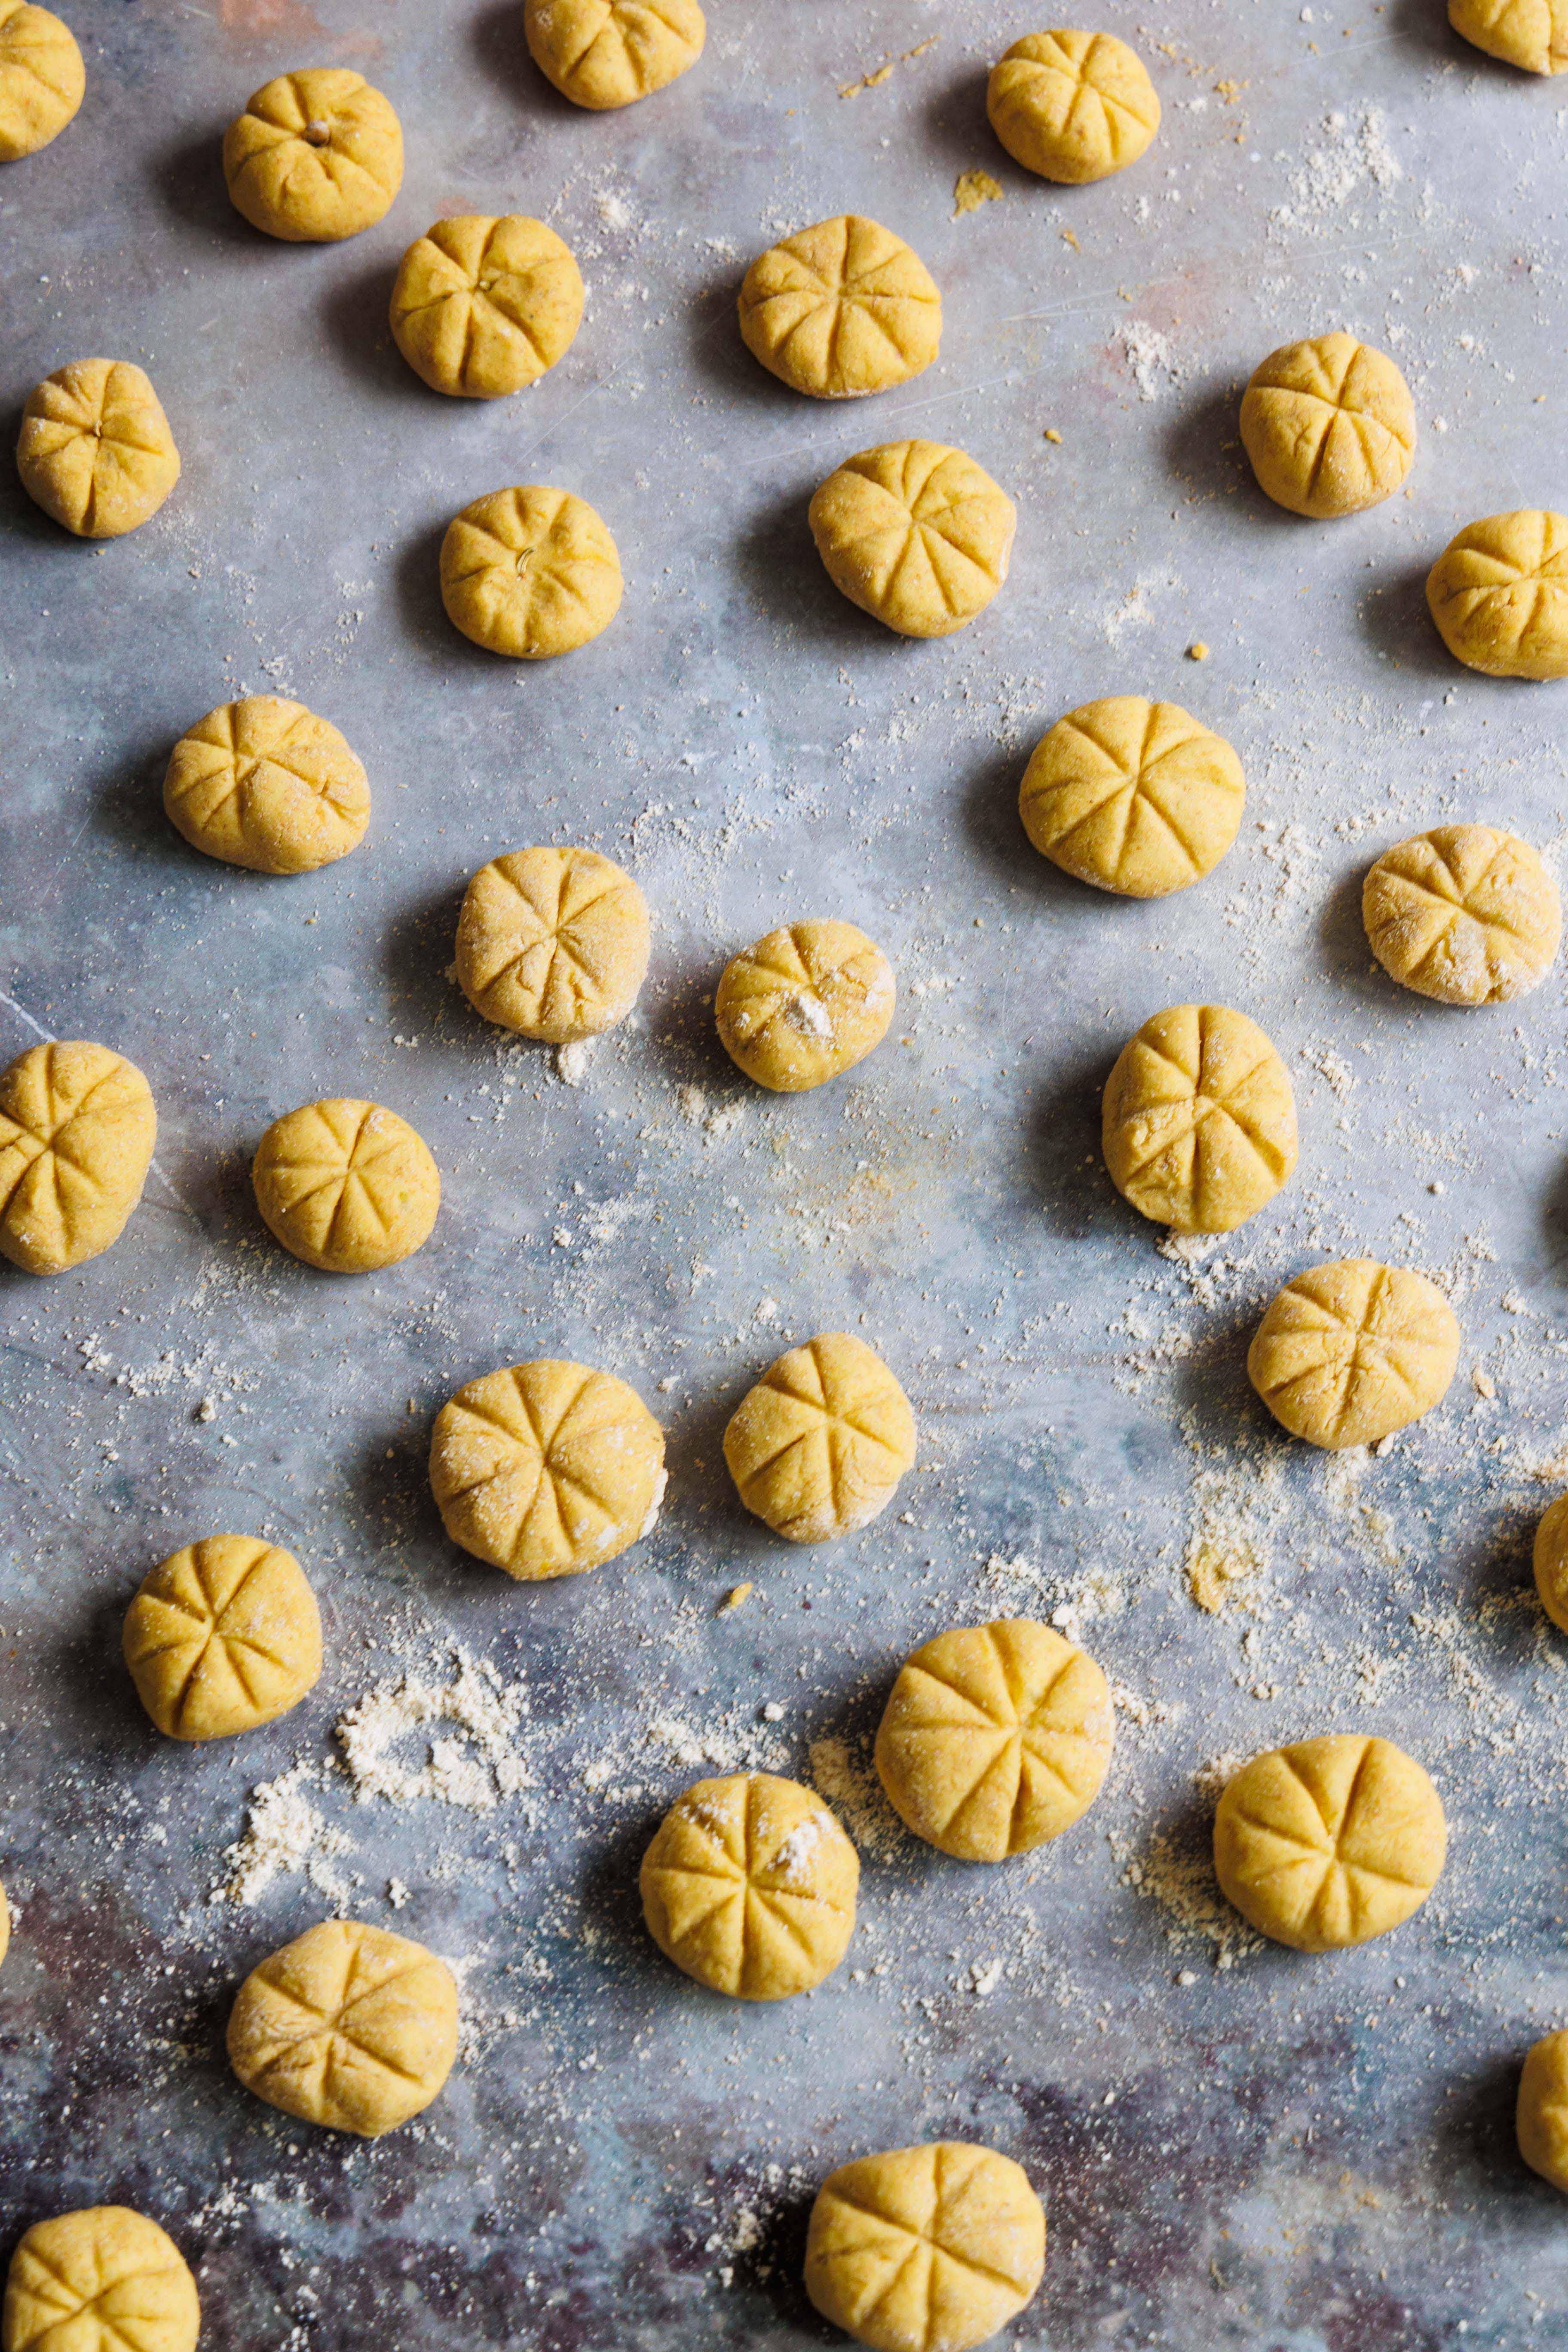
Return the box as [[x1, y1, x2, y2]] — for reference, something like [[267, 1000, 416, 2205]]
[[224, 68, 402, 242], [440, 484, 622, 658], [3, 2208, 199, 2352], [805, 2142, 1046, 2352], [987, 30, 1159, 183], [1240, 334, 1415, 519], [715, 919, 894, 1092], [17, 359, 178, 538], [809, 441, 1015, 638], [1427, 510, 1568, 679], [1214, 1734, 1446, 1951], [1518, 2031, 1568, 2192], [1449, 0, 1567, 72], [724, 1332, 916, 1543], [0, 1041, 156, 1276], [524, 0, 704, 108], [738, 216, 940, 399], [1103, 1002, 1297, 1235], [456, 846, 649, 1042], [1019, 695, 1243, 897], [123, 1535, 322, 1740], [640, 1772, 858, 1999], [163, 695, 369, 875], [390, 215, 584, 398], [252, 1098, 439, 1274], [1363, 824, 1560, 1005], [0, 2, 84, 160], [227, 1918, 457, 2137], [1248, 1259, 1460, 1449]]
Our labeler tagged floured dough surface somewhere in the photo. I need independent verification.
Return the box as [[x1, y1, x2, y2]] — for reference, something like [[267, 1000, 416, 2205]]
[[3, 2209, 199, 2352], [1363, 824, 1560, 1004], [525, 0, 705, 108], [227, 1917, 458, 2137], [163, 695, 369, 874], [123, 1534, 322, 1741], [724, 1331, 916, 1542], [223, 68, 402, 241], [1102, 1002, 1297, 1234], [1449, 0, 1567, 70], [810, 441, 1015, 638], [1240, 334, 1415, 518], [456, 846, 649, 1041], [805, 2141, 1046, 2352], [640, 1771, 859, 1999], [441, 485, 622, 657], [1519, 2031, 1568, 2192], [1426, 510, 1568, 679], [390, 215, 584, 397], [0, 1040, 156, 1276], [18, 359, 179, 538], [715, 919, 894, 1091], [987, 30, 1159, 183], [252, 1098, 439, 1274], [1019, 696, 1244, 897], [738, 216, 941, 398], [1247, 1258, 1461, 1448], [1213, 1733, 1447, 1951], [0, 1, 83, 160]]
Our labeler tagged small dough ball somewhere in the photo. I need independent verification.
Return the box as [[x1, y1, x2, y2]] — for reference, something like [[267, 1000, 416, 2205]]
[[1240, 334, 1415, 519], [17, 358, 178, 538], [227, 1917, 457, 2137], [716, 920, 894, 1093], [456, 846, 649, 1042], [440, 484, 621, 658], [3, 2209, 199, 2352], [224, 68, 402, 242], [1214, 1733, 1446, 1951], [640, 1772, 858, 1999], [1363, 824, 1560, 1005], [390, 215, 584, 398], [1450, 0, 1567, 72], [163, 695, 369, 875], [0, 2, 84, 161], [1533, 1494, 1568, 1632], [1248, 1258, 1461, 1449], [1426, 510, 1568, 680], [875, 1618, 1113, 1862], [525, 0, 704, 107], [430, 1359, 665, 1578], [253, 1098, 439, 1274], [1103, 1003, 1297, 1235], [0, 1041, 156, 1276], [805, 2142, 1045, 2352], [987, 30, 1160, 184], [810, 441, 1015, 639], [123, 1534, 322, 1741], [1519, 2031, 1568, 2191], [738, 216, 941, 400], [724, 1332, 916, 1544], [1020, 696, 1244, 897]]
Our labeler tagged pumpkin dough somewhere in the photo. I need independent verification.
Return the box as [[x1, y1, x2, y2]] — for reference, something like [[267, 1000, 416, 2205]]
[[227, 1917, 457, 2138], [224, 68, 402, 242], [724, 1332, 916, 1543], [0, 1880, 8, 1973], [1103, 1003, 1297, 1235], [1427, 511, 1568, 679], [123, 1534, 322, 1741], [1363, 824, 1560, 1005], [440, 485, 621, 658], [1240, 334, 1415, 519], [738, 216, 941, 400], [1518, 2031, 1568, 2191], [1248, 1259, 1461, 1450], [524, 0, 704, 107], [875, 1618, 1113, 1862], [1533, 1495, 1568, 1633], [1450, 0, 1567, 70], [0, 2, 83, 161], [805, 2142, 1046, 2352], [429, 1359, 665, 1578], [390, 215, 584, 398], [1214, 1733, 1446, 1951], [640, 1771, 858, 1999], [986, 30, 1159, 184], [17, 359, 179, 539], [810, 441, 1015, 639], [3, 2209, 199, 2352], [0, 1041, 156, 1276], [715, 920, 894, 1092], [163, 696, 369, 875], [252, 1099, 439, 1274], [456, 846, 649, 1041], [1019, 696, 1244, 897]]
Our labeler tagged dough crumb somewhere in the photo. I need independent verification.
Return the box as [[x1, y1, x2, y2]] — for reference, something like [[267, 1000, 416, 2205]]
[[1186, 640, 1210, 660], [1044, 426, 1063, 443], [717, 1582, 753, 1614], [952, 168, 1004, 217]]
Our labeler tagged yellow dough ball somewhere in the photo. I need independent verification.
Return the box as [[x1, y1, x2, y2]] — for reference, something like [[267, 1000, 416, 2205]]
[[1214, 1733, 1446, 1951], [524, 0, 704, 108], [440, 484, 622, 658], [1426, 510, 1568, 680], [17, 358, 178, 539], [738, 216, 941, 400], [1248, 1259, 1461, 1450], [715, 920, 894, 1092], [0, 1041, 156, 1276], [0, 2, 83, 161], [3, 2210, 199, 2352], [122, 1534, 322, 1741], [163, 695, 369, 876], [1519, 2031, 1568, 2191], [1363, 824, 1560, 1005], [1020, 696, 1244, 897], [0, 1880, 9, 1973], [809, 441, 1015, 639], [986, 29, 1159, 184], [429, 1359, 666, 1578], [805, 2142, 1046, 2352], [1102, 1003, 1297, 1235], [1533, 1494, 1568, 1633], [724, 1332, 916, 1544], [227, 1917, 458, 2137], [456, 846, 649, 1042], [223, 68, 402, 242], [1450, 0, 1567, 71], [1240, 334, 1415, 519], [252, 1098, 439, 1274], [390, 215, 584, 398], [640, 1772, 859, 1999]]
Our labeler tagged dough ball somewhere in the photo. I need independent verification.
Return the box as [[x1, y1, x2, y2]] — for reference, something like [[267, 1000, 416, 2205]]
[[986, 30, 1159, 184], [1519, 2031, 1568, 2191], [227, 1917, 457, 2137], [715, 919, 894, 1092], [17, 358, 178, 539], [1213, 1733, 1446, 1951], [223, 68, 402, 242], [252, 1098, 439, 1274], [440, 484, 621, 658], [1363, 824, 1560, 1005], [429, 1359, 665, 1578], [724, 1332, 916, 1543], [1103, 1003, 1297, 1235], [3, 2209, 198, 2352], [123, 1534, 322, 1741], [1247, 1259, 1461, 1449], [1240, 334, 1415, 519], [809, 441, 1015, 639], [1449, 0, 1567, 72], [456, 846, 649, 1041], [525, 0, 704, 108], [163, 695, 369, 876], [805, 2142, 1045, 2352], [390, 215, 584, 398], [1533, 1495, 1568, 1632], [875, 1618, 1113, 1862], [0, 2, 83, 160], [640, 1771, 858, 1999], [738, 216, 941, 400], [1427, 509, 1568, 680], [1020, 696, 1244, 897], [0, 1041, 156, 1276]]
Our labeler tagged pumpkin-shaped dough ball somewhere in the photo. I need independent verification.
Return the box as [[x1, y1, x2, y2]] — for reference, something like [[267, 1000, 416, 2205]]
[[805, 2142, 1046, 2352], [3, 2209, 199, 2352], [440, 485, 621, 658], [987, 29, 1159, 184], [1426, 511, 1568, 680], [223, 68, 402, 242], [0, 2, 83, 161], [525, 0, 704, 107], [716, 919, 894, 1093], [1020, 696, 1244, 897], [1240, 334, 1415, 520], [640, 1772, 859, 1999], [1103, 1003, 1297, 1235], [430, 1359, 665, 1579], [0, 1041, 156, 1276], [738, 216, 941, 400], [1363, 824, 1560, 1006], [1519, 2031, 1568, 2192], [456, 846, 649, 1043], [123, 1534, 322, 1741], [390, 215, 584, 399], [1533, 1494, 1568, 1633], [17, 359, 179, 539], [227, 1917, 457, 2137], [1248, 1258, 1460, 1450], [252, 1098, 439, 1274], [163, 696, 369, 876], [1214, 1733, 1446, 1951], [724, 1332, 916, 1544], [1450, 0, 1567, 71], [810, 441, 1015, 640]]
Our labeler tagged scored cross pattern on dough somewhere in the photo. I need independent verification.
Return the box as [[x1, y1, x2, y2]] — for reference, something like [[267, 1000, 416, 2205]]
[[739, 216, 941, 398], [441, 486, 622, 658], [123, 1535, 321, 1740], [0, 1040, 156, 1276], [17, 360, 180, 539], [163, 696, 369, 874], [391, 216, 583, 397], [0, 1, 85, 166], [805, 2141, 1046, 2352], [228, 1920, 458, 2137], [1214, 1734, 1446, 1951], [1247, 1257, 1461, 1449], [640, 1772, 858, 1999], [1427, 509, 1568, 679], [1362, 824, 1561, 1006], [224, 70, 403, 242], [5, 2208, 200, 2352], [456, 847, 649, 1041], [525, 0, 705, 110], [723, 1332, 916, 1543], [715, 920, 894, 1092], [810, 441, 1014, 638], [1019, 696, 1244, 898], [1102, 1003, 1296, 1235]]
